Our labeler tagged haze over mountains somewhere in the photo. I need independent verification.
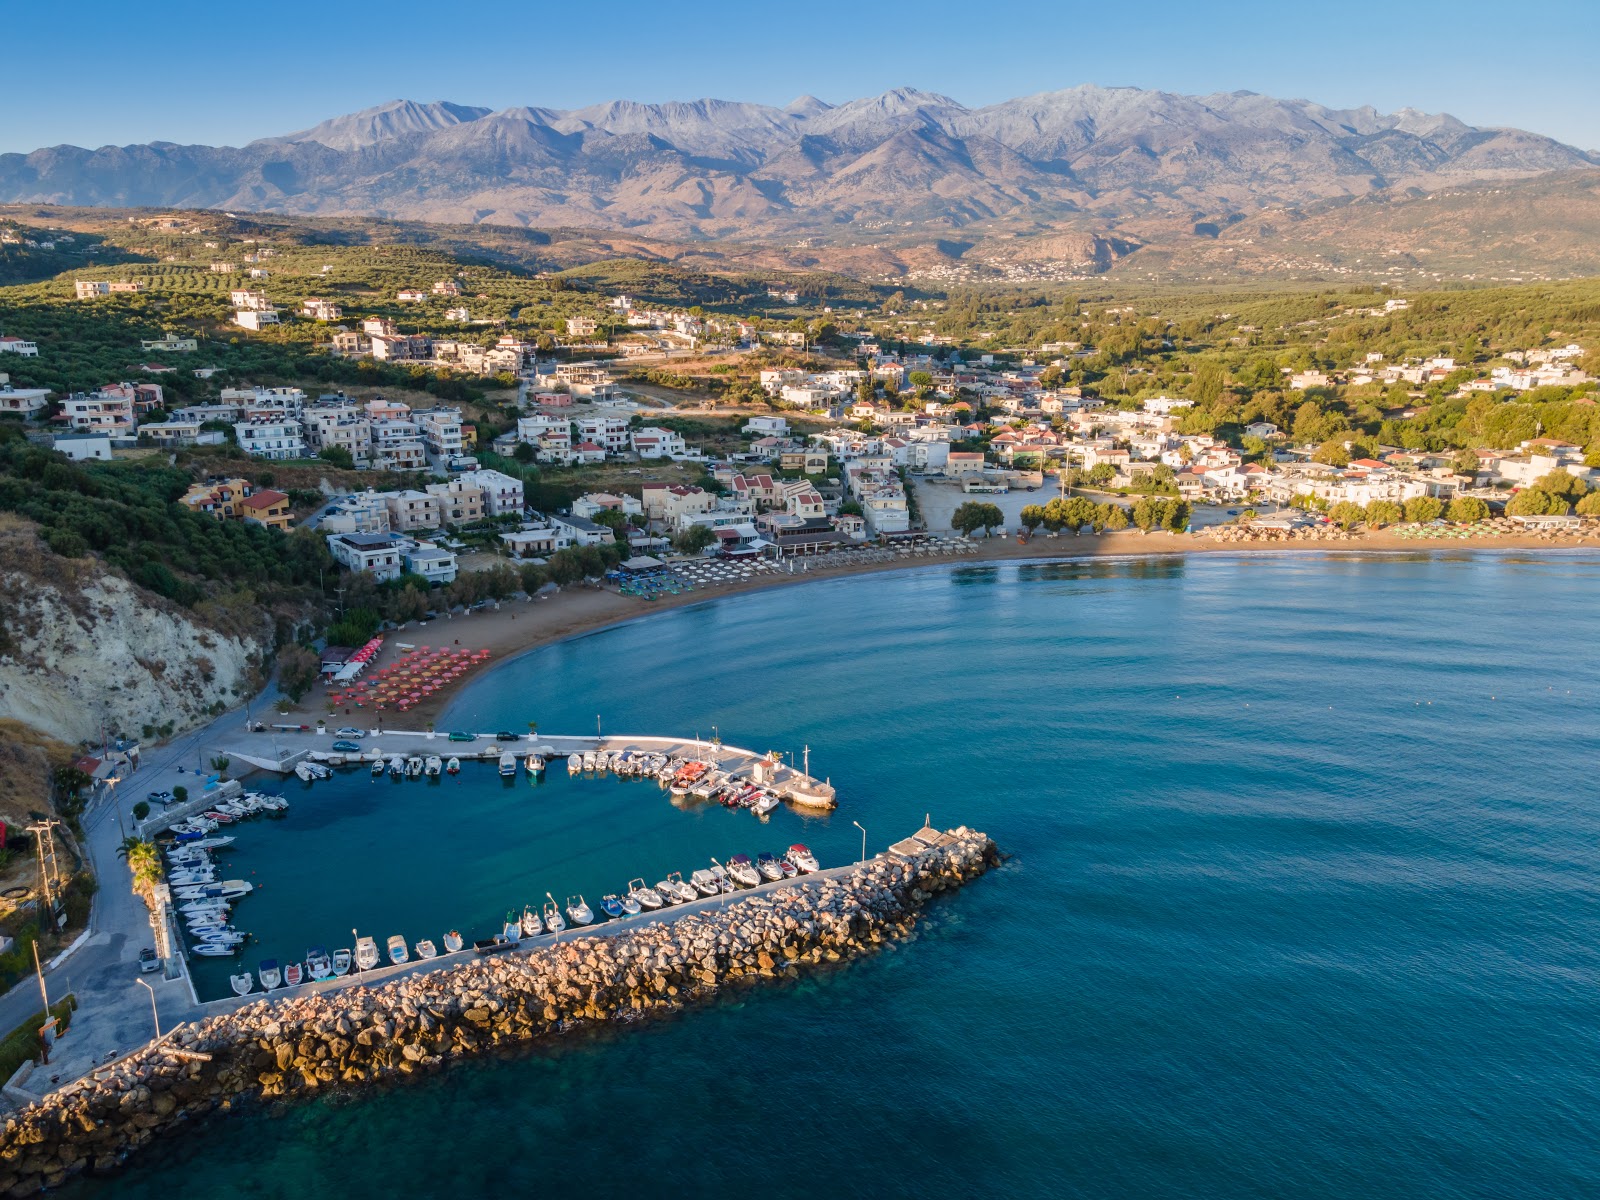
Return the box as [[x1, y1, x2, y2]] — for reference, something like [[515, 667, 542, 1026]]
[[3, 86, 1596, 281]]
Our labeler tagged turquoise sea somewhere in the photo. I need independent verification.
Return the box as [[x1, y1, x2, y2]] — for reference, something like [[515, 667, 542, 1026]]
[[80, 552, 1600, 1198]]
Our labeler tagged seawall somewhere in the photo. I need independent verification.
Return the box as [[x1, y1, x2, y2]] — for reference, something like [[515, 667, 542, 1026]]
[[0, 826, 997, 1192]]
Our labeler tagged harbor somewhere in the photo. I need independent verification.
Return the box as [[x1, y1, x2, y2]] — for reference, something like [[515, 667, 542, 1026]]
[[134, 728, 844, 1004]]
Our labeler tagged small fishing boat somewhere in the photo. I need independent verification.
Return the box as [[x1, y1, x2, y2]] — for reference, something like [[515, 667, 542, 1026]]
[[443, 930, 464, 953], [498, 751, 517, 777], [708, 864, 734, 893], [752, 793, 779, 817], [727, 854, 761, 887], [354, 937, 380, 971], [258, 959, 281, 990], [405, 756, 424, 778], [787, 844, 819, 873], [542, 897, 566, 934], [621, 892, 643, 916], [284, 962, 304, 987], [582, 750, 597, 772], [666, 872, 698, 904], [525, 754, 544, 775], [627, 878, 664, 910], [565, 895, 594, 926], [521, 906, 543, 937], [331, 949, 352, 976], [386, 935, 409, 965], [446, 756, 461, 775], [294, 762, 316, 783], [600, 894, 625, 920], [689, 869, 721, 897], [756, 852, 785, 882], [502, 914, 523, 943], [415, 939, 439, 959], [229, 973, 254, 996], [371, 758, 387, 778], [388, 756, 404, 777], [777, 859, 797, 879], [185, 836, 236, 850], [568, 753, 582, 775], [306, 948, 334, 981], [192, 943, 237, 957], [424, 755, 442, 777]]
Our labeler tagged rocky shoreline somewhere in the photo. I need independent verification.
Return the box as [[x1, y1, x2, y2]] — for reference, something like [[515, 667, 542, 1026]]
[[0, 828, 997, 1193]]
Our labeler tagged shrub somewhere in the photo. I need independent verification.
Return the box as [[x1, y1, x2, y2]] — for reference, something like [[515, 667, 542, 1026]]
[[132, 801, 150, 821]]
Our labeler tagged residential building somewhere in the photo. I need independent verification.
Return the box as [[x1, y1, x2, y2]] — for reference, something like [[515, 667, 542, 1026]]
[[0, 384, 50, 419], [370, 418, 427, 471], [382, 489, 442, 533], [370, 332, 432, 362], [62, 386, 138, 436], [457, 469, 524, 516], [432, 279, 462, 296], [572, 492, 642, 520], [641, 483, 714, 525], [551, 514, 616, 547], [414, 407, 466, 468], [139, 419, 215, 447], [575, 414, 629, 454], [743, 415, 789, 436], [75, 280, 145, 298], [327, 532, 408, 581], [239, 489, 293, 530], [945, 451, 985, 476], [566, 316, 599, 337], [501, 527, 567, 558], [302, 401, 371, 467], [140, 336, 198, 353], [301, 298, 343, 321], [234, 308, 279, 331], [403, 541, 458, 585], [319, 491, 391, 535], [53, 433, 113, 461], [396, 289, 427, 303], [234, 415, 305, 460], [425, 479, 486, 526], [631, 426, 686, 458], [180, 478, 253, 519], [0, 336, 39, 357]]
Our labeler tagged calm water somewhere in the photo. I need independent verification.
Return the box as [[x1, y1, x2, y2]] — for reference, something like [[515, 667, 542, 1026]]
[[86, 552, 1600, 1199]]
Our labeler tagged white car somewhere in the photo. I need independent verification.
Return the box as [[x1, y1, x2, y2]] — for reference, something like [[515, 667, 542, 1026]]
[[332, 727, 365, 739]]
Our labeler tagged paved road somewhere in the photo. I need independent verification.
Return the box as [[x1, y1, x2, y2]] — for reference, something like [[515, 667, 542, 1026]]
[[0, 685, 283, 1096]]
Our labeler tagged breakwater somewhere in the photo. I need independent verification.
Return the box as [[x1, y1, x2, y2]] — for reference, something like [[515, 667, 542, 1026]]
[[0, 827, 996, 1192]]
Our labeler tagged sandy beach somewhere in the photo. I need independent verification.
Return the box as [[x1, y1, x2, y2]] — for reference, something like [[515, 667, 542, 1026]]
[[284, 528, 1597, 729]]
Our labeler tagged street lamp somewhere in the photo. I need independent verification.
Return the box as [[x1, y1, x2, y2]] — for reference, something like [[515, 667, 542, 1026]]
[[710, 858, 728, 909], [852, 820, 867, 864], [136, 976, 160, 1038]]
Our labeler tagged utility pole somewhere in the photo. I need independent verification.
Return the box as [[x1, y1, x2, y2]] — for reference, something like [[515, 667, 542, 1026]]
[[32, 941, 51, 1062], [28, 820, 63, 929]]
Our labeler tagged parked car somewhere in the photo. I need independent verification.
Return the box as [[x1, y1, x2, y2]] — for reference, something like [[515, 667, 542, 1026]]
[[494, 731, 520, 742], [146, 790, 174, 806], [138, 948, 159, 974], [333, 727, 365, 739], [331, 740, 362, 752], [447, 732, 477, 743]]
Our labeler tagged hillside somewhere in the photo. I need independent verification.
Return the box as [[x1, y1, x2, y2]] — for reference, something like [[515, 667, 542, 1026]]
[[1, 87, 1591, 249]]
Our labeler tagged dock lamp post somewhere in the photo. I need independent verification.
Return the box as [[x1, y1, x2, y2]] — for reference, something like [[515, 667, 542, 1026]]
[[136, 976, 160, 1039], [852, 820, 867, 864], [710, 858, 728, 909]]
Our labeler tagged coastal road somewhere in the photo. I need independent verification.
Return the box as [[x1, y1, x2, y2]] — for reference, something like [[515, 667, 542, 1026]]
[[0, 684, 284, 1098]]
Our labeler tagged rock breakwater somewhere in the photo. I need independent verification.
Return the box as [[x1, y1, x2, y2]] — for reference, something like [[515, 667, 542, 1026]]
[[0, 827, 996, 1193]]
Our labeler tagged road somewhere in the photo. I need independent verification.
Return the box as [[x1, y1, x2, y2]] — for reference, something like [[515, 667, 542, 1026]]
[[0, 684, 283, 1097]]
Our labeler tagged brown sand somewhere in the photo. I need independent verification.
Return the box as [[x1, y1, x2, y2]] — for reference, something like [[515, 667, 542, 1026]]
[[287, 530, 1596, 728]]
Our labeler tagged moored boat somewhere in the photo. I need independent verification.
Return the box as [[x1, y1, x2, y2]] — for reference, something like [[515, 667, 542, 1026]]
[[689, 869, 720, 897], [258, 959, 281, 990], [388, 756, 405, 777], [600, 894, 625, 920], [443, 930, 464, 953], [666, 872, 697, 904], [621, 892, 643, 916], [755, 852, 785, 882], [786, 844, 819, 873], [752, 792, 779, 817], [727, 854, 761, 887], [416, 939, 438, 959], [386, 935, 409, 965], [543, 896, 566, 934], [354, 937, 380, 971], [525, 753, 544, 775], [565, 895, 594, 926], [498, 751, 517, 777], [567, 753, 582, 775], [371, 758, 386, 778], [331, 948, 352, 976], [306, 947, 334, 980], [230, 973, 254, 996], [521, 906, 543, 937], [424, 755, 442, 777], [502, 915, 523, 943], [192, 943, 237, 957], [405, 755, 424, 778], [627, 878, 664, 910], [446, 757, 460, 775], [582, 750, 597, 772], [284, 961, 304, 987]]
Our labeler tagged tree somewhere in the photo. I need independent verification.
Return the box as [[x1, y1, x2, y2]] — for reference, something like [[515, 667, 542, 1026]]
[[1446, 496, 1490, 523], [132, 801, 150, 821], [1313, 440, 1350, 467], [317, 446, 354, 470], [1576, 492, 1600, 517], [908, 370, 933, 389], [277, 643, 319, 701], [1365, 499, 1404, 526], [1131, 497, 1161, 532], [1452, 448, 1480, 476], [1403, 496, 1445, 523], [673, 524, 717, 555], [513, 441, 536, 464], [1534, 468, 1588, 502], [1328, 501, 1366, 529], [1086, 463, 1116, 487], [171, 786, 187, 804], [1506, 488, 1564, 517], [1019, 504, 1046, 536], [951, 501, 1003, 536], [1097, 502, 1129, 532], [116, 838, 161, 900]]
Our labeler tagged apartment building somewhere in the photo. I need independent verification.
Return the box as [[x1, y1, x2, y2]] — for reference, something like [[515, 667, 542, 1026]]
[[425, 479, 486, 526], [575, 413, 629, 454], [233, 415, 305, 460], [302, 402, 372, 467], [370, 418, 427, 471], [457, 468, 524, 517]]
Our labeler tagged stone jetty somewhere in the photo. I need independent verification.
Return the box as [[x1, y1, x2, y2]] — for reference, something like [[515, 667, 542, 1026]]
[[0, 827, 996, 1193]]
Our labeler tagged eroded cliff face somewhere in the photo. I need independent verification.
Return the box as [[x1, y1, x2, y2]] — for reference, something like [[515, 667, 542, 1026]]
[[0, 544, 266, 745]]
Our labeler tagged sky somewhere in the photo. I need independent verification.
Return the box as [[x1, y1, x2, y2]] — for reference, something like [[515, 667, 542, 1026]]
[[5, 0, 1599, 153]]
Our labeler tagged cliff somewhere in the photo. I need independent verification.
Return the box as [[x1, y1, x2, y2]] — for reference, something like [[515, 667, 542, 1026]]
[[0, 523, 267, 746]]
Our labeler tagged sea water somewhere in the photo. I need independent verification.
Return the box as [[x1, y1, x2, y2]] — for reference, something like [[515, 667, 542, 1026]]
[[77, 552, 1600, 1198]]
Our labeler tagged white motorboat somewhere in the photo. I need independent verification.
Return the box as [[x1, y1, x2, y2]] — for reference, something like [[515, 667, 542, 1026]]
[[502, 917, 523, 943], [498, 751, 517, 777], [388, 756, 404, 777], [707, 864, 734, 893], [446, 757, 460, 775], [786, 844, 819, 873], [306, 948, 334, 980], [284, 962, 304, 987], [582, 750, 596, 772], [565, 895, 594, 926], [755, 853, 785, 882], [665, 872, 698, 904], [258, 959, 281, 989], [689, 869, 721, 897], [415, 939, 439, 959], [331, 948, 353, 976], [543, 897, 566, 934], [443, 930, 464, 953], [595, 751, 611, 773], [371, 757, 386, 777], [354, 937, 380, 971], [727, 855, 761, 888], [294, 762, 317, 783], [568, 753, 582, 775], [627, 878, 664, 910], [424, 755, 442, 777], [405, 756, 424, 778], [193, 943, 237, 957], [386, 935, 409, 965], [752, 793, 779, 817], [229, 973, 254, 996], [521, 906, 543, 937], [620, 892, 642, 916], [525, 754, 544, 775]]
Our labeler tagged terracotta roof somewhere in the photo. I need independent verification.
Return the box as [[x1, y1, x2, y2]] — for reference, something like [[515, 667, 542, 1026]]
[[240, 489, 288, 509]]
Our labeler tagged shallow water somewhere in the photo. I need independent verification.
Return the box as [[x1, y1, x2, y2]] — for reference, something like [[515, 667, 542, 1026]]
[[83, 552, 1600, 1198]]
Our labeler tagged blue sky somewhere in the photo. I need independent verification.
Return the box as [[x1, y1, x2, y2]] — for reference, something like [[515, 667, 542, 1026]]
[[6, 0, 1598, 153]]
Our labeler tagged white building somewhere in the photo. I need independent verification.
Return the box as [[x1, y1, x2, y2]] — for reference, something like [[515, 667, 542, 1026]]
[[631, 426, 686, 459], [457, 468, 525, 517], [0, 384, 51, 418], [575, 414, 629, 455], [234, 416, 306, 460], [0, 336, 39, 357], [327, 532, 408, 581], [53, 433, 113, 461]]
